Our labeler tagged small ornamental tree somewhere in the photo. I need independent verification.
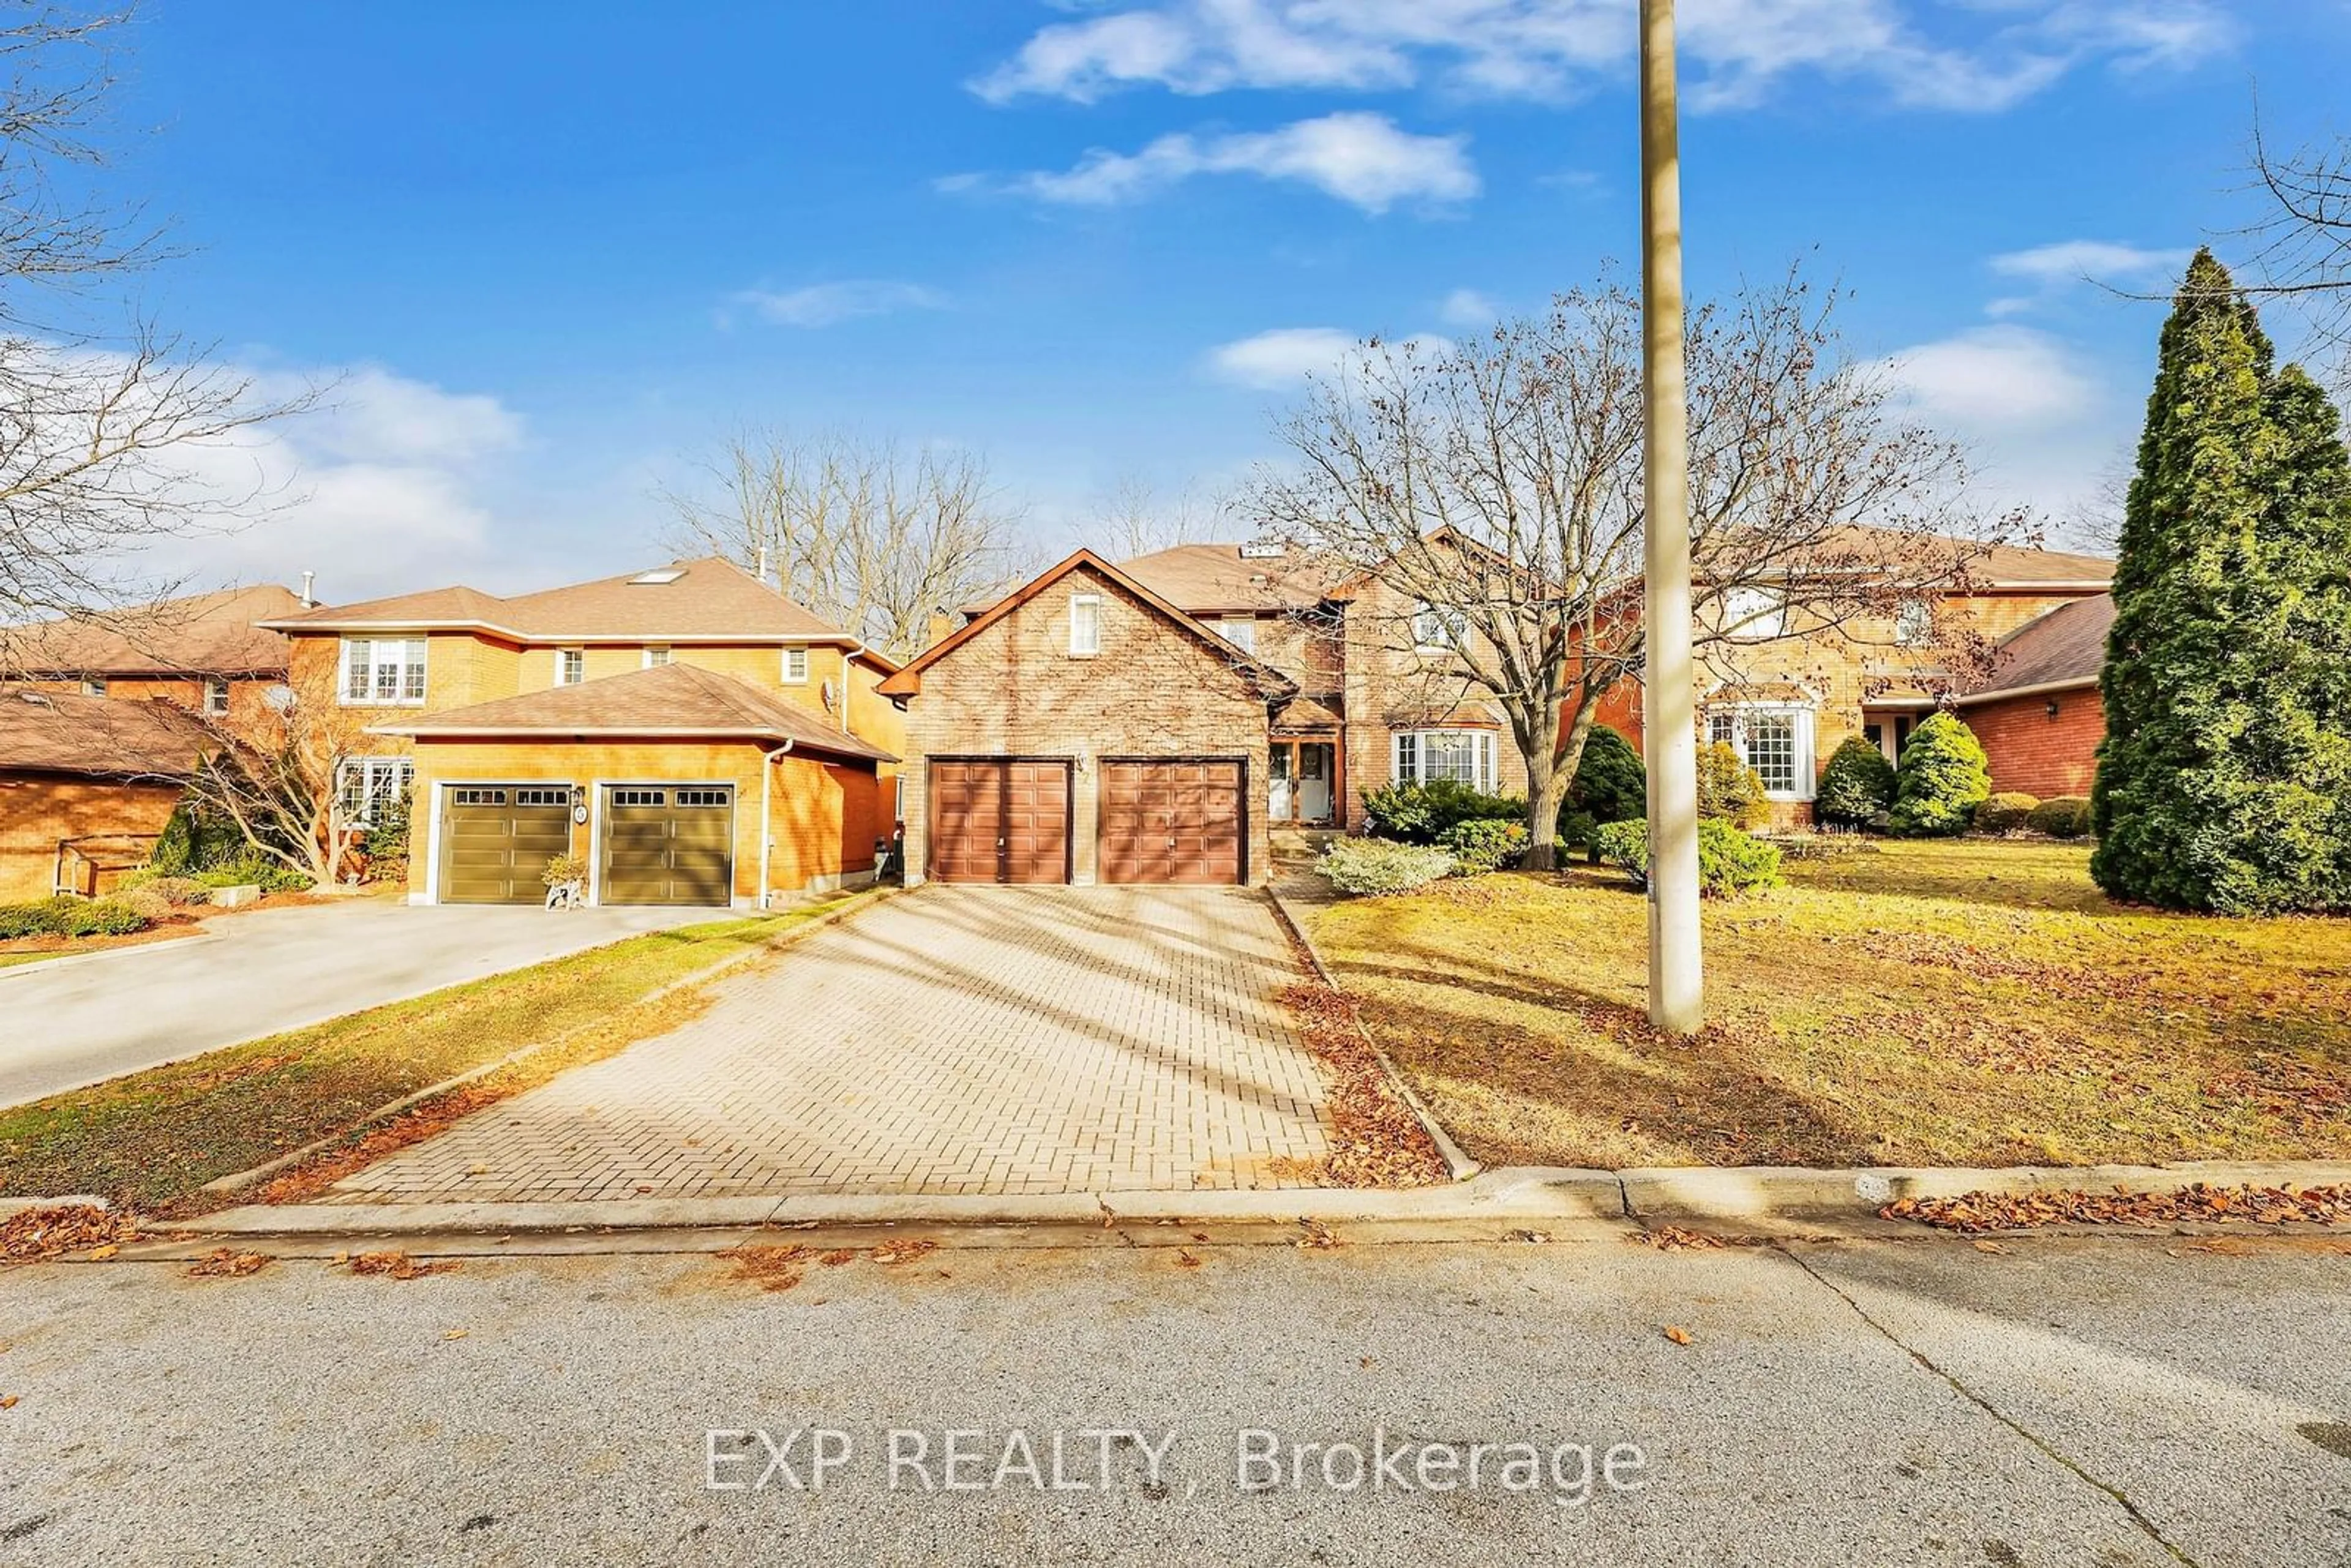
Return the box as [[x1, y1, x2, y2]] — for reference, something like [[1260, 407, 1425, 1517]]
[[1814, 735, 1897, 827], [1696, 741, 1769, 829], [1889, 712, 1990, 836], [1559, 724, 1646, 858], [2092, 250, 2351, 912]]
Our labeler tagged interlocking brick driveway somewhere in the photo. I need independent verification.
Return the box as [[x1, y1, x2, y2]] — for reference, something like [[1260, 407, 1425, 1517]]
[[324, 887, 1334, 1201]]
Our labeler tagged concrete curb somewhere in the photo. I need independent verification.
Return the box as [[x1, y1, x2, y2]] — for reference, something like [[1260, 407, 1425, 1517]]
[[1262, 883, 1482, 1182], [0, 928, 221, 981], [193, 887, 896, 1198], [140, 1160, 2351, 1240]]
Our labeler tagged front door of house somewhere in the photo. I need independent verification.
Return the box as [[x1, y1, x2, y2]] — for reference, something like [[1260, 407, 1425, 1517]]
[[1269, 741, 1336, 824], [1269, 745, 1295, 821]]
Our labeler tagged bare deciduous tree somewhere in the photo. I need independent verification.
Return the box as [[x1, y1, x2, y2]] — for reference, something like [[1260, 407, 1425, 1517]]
[[0, 6, 313, 657], [1086, 473, 1228, 560], [661, 429, 1035, 660], [2243, 117, 2351, 364], [1250, 268, 1989, 869]]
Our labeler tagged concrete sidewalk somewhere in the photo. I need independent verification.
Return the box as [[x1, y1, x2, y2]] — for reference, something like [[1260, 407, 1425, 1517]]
[[0, 899, 702, 1108]]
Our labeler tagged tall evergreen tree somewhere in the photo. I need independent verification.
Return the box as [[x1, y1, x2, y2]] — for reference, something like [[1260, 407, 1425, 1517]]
[[2091, 249, 2351, 912]]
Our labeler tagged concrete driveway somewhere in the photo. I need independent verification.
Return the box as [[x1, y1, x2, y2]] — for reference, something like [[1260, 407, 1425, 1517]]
[[0, 898, 701, 1108], [324, 887, 1335, 1202]]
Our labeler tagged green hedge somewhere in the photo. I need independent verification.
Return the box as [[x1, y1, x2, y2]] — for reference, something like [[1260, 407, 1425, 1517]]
[[2029, 796, 2093, 839], [1974, 791, 2041, 835], [0, 897, 151, 940], [1591, 818, 1783, 898], [1359, 779, 1524, 845], [1439, 819, 1528, 875]]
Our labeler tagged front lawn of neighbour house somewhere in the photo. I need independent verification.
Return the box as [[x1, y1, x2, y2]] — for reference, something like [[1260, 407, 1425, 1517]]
[[0, 899, 857, 1214], [1303, 839, 2351, 1171]]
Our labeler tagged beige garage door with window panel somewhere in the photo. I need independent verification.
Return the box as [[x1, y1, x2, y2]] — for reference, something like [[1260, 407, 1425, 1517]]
[[600, 784, 735, 906], [438, 784, 574, 904]]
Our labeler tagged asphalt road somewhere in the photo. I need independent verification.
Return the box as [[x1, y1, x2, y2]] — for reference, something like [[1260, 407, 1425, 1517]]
[[1, 1227, 2345, 1566], [4, 1231, 2351, 1561], [0, 899, 698, 1108]]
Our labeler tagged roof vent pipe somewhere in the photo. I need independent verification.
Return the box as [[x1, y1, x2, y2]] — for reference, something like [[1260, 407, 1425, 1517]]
[[756, 546, 770, 586], [299, 570, 316, 609]]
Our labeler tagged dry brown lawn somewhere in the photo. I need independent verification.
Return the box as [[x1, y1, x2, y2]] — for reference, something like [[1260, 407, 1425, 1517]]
[[1303, 840, 2351, 1169]]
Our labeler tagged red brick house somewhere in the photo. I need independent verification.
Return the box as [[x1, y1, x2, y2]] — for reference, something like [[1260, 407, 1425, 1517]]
[[1949, 592, 2111, 799], [0, 689, 222, 900]]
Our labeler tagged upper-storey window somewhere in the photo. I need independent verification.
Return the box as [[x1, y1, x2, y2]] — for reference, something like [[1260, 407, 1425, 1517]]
[[1070, 595, 1101, 657], [557, 649, 585, 686], [1219, 617, 1258, 655], [1894, 598, 1935, 647], [1412, 600, 1466, 653], [782, 647, 809, 683], [203, 677, 231, 715], [81, 676, 107, 697], [339, 637, 427, 705], [643, 645, 672, 668], [1715, 586, 1789, 642]]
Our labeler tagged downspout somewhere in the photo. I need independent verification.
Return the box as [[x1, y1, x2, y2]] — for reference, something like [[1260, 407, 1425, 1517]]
[[759, 738, 795, 909]]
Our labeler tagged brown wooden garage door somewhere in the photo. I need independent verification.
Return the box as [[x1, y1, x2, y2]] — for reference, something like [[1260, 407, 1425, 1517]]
[[600, 784, 735, 906], [1098, 759, 1245, 885], [438, 784, 574, 904], [928, 760, 1070, 884]]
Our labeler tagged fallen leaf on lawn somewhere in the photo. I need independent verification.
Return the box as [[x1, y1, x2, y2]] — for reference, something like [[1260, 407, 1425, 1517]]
[[349, 1251, 459, 1280], [871, 1239, 939, 1267], [1174, 1249, 1202, 1269], [187, 1249, 269, 1278], [1663, 1326, 1693, 1346]]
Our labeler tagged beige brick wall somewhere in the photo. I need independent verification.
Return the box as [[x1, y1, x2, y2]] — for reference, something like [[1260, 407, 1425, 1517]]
[[900, 565, 1273, 885], [1335, 580, 1531, 825]]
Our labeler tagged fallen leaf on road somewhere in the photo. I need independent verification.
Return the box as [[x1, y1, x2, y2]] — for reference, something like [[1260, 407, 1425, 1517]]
[[349, 1251, 459, 1280], [1295, 1218, 1343, 1250], [84, 1244, 119, 1261], [0, 1205, 138, 1266], [1508, 1229, 1553, 1244], [443, 1330, 470, 1340], [871, 1239, 939, 1267], [1972, 1240, 2009, 1255], [1883, 1183, 2350, 1233], [1663, 1326, 1693, 1346], [1635, 1226, 1725, 1252], [1098, 1200, 1118, 1229], [818, 1249, 858, 1267], [1190, 1231, 1210, 1242], [1174, 1249, 1202, 1270], [0, 1395, 16, 1409], [187, 1249, 269, 1278], [724, 1244, 812, 1292]]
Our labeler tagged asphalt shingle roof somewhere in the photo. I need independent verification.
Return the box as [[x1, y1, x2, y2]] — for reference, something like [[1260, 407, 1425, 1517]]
[[1963, 593, 2114, 699], [0, 688, 220, 777], [262, 557, 855, 642], [1, 585, 301, 677]]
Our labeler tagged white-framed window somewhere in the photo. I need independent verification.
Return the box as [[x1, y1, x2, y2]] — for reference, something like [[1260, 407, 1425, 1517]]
[[203, 677, 231, 716], [557, 649, 585, 686], [1218, 616, 1257, 654], [336, 756, 414, 825], [1412, 599, 1466, 653], [1069, 594, 1101, 657], [1894, 598, 1934, 647], [338, 637, 427, 705], [1714, 586, 1789, 642], [81, 676, 107, 697], [781, 647, 809, 683], [1706, 706, 1817, 800], [643, 645, 672, 668], [1392, 730, 1498, 792]]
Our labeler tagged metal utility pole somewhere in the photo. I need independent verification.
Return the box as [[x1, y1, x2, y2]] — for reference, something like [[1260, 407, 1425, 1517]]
[[1639, 0, 1703, 1033]]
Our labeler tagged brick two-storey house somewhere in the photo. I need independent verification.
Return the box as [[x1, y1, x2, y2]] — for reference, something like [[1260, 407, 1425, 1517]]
[[260, 558, 902, 907]]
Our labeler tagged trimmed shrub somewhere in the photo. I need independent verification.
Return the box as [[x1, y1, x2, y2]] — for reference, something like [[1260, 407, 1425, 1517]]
[[114, 886, 176, 923], [2030, 796, 2093, 839], [193, 857, 312, 893], [359, 787, 413, 882], [1560, 726, 1646, 855], [1317, 839, 1456, 897], [1359, 779, 1524, 846], [1973, 792, 2041, 835], [78, 900, 149, 937], [1889, 713, 1992, 837], [1440, 818, 1528, 875], [1815, 735, 1897, 827], [0, 902, 54, 939], [0, 896, 152, 940], [1591, 817, 1784, 898], [1697, 741, 1771, 829]]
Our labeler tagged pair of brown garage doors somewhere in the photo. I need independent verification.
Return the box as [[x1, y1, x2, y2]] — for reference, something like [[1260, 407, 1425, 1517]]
[[927, 758, 1244, 885]]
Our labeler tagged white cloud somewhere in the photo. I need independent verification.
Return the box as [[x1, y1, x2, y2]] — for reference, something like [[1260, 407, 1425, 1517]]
[[973, 0, 2237, 114], [988, 111, 1476, 214], [725, 280, 947, 328], [1204, 325, 1457, 389], [132, 362, 526, 599], [1989, 239, 2193, 288], [1879, 324, 2098, 427], [1438, 288, 1500, 328]]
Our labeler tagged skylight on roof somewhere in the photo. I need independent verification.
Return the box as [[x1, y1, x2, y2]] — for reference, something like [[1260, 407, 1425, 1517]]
[[628, 569, 686, 585]]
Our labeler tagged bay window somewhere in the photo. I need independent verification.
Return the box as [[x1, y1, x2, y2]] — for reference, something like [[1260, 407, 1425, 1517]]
[[338, 637, 427, 705], [1392, 730, 1498, 792], [1705, 706, 1817, 800]]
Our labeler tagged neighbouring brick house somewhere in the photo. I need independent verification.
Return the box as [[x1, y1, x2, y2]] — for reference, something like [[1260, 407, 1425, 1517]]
[[1597, 535, 2115, 825], [1949, 592, 2112, 799], [0, 689, 222, 900], [260, 557, 903, 907], [1, 585, 301, 898]]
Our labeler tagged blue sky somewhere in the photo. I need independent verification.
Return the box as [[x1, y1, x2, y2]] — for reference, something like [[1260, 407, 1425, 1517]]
[[96, 1, 2351, 599]]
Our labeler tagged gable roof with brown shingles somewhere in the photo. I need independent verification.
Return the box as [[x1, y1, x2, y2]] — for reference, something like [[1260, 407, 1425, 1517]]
[[0, 688, 223, 778], [366, 661, 896, 762], [880, 549, 1299, 700], [1956, 593, 2114, 703], [262, 557, 892, 662], [2, 585, 301, 678]]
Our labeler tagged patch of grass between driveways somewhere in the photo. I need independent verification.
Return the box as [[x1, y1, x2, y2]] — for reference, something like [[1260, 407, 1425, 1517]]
[[1304, 841, 2351, 1171], [0, 899, 859, 1215]]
